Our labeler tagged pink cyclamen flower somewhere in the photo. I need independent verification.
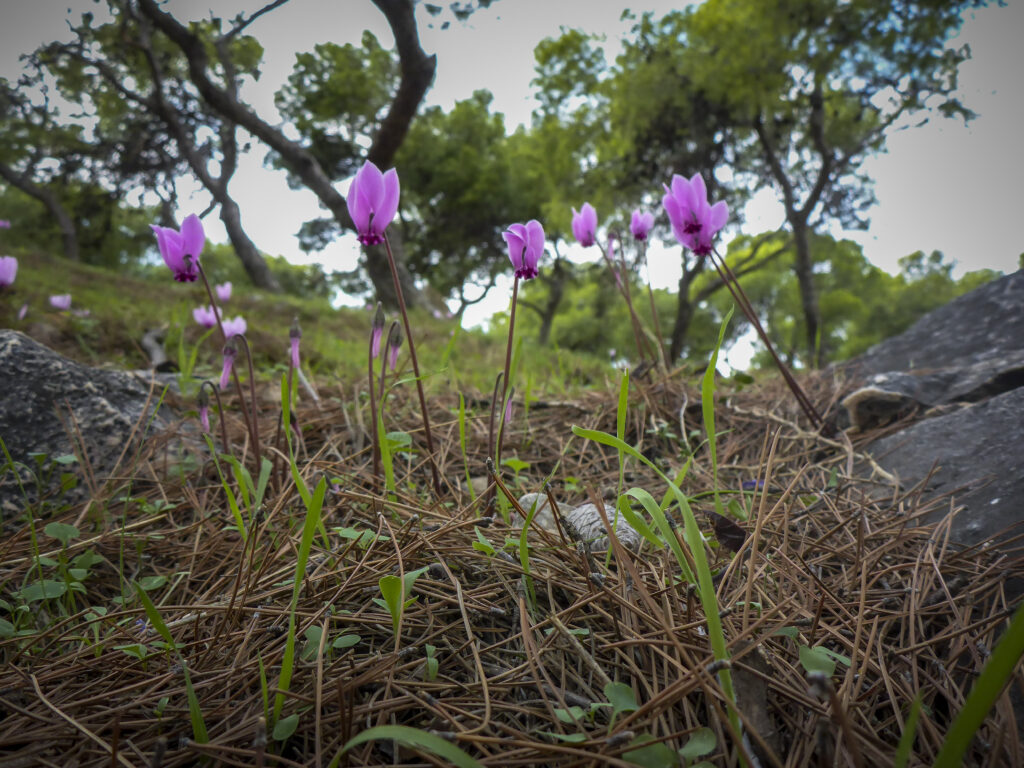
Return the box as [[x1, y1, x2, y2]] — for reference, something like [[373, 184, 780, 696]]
[[502, 220, 545, 280], [150, 214, 205, 282], [219, 342, 237, 390], [630, 210, 655, 241], [346, 160, 400, 246], [0, 255, 17, 287], [370, 303, 385, 359], [193, 305, 221, 329], [386, 324, 403, 372], [18, 303, 28, 320], [571, 203, 598, 247], [221, 316, 247, 339], [289, 319, 302, 369], [50, 294, 72, 311], [198, 387, 211, 432], [662, 173, 728, 256], [0, 220, 10, 228], [215, 281, 232, 302]]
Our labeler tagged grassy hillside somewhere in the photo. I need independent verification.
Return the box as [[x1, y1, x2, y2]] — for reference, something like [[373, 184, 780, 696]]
[[0, 251, 1019, 767]]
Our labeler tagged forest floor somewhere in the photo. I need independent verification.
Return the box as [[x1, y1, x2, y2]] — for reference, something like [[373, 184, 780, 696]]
[[0, 257, 1022, 766]]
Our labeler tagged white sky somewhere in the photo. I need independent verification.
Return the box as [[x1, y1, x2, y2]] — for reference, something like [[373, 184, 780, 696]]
[[1, 0, 1022, 335]]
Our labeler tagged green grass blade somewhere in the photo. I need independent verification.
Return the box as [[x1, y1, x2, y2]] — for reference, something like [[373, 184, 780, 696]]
[[572, 424, 739, 744], [894, 694, 922, 768], [625, 487, 694, 582], [134, 582, 177, 650], [701, 305, 733, 520], [272, 475, 326, 725], [180, 661, 209, 745], [458, 394, 474, 502], [339, 725, 484, 768], [934, 601, 1024, 768], [616, 369, 629, 498], [202, 435, 246, 541], [135, 583, 207, 744]]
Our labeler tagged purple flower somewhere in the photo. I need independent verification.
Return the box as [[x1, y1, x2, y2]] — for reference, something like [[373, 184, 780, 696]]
[[198, 387, 211, 432], [0, 256, 17, 287], [193, 305, 221, 329], [215, 281, 232, 302], [630, 210, 654, 241], [571, 203, 597, 247], [289, 319, 302, 369], [151, 214, 205, 282], [219, 342, 237, 390], [49, 294, 72, 311], [17, 302, 28, 320], [502, 220, 545, 280], [661, 173, 728, 256], [371, 303, 385, 359], [346, 160, 400, 246], [0, 220, 10, 228], [505, 398, 513, 423], [386, 324, 403, 372], [221, 316, 247, 339]]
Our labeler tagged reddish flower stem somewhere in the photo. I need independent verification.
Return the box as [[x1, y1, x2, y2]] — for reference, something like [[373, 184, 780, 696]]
[[197, 262, 262, 469], [381, 234, 441, 496]]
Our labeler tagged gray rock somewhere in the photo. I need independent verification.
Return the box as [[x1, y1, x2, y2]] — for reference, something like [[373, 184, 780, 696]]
[[847, 270, 1024, 375], [865, 387, 1024, 547], [0, 330, 178, 516], [840, 270, 1024, 549], [517, 492, 642, 551]]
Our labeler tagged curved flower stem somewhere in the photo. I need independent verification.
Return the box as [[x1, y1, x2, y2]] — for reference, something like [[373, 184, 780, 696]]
[[599, 236, 652, 364], [709, 246, 824, 431], [495, 276, 520, 471], [200, 380, 231, 457], [233, 333, 263, 469], [486, 371, 503, 506], [639, 240, 667, 367], [381, 234, 441, 496], [367, 335, 380, 494], [196, 262, 261, 466]]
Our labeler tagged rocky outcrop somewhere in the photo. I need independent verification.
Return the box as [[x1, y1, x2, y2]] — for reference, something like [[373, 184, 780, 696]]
[[839, 270, 1024, 548], [0, 330, 177, 516]]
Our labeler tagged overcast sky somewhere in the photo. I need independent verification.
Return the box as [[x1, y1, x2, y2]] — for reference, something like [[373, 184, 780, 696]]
[[1, 0, 1021, 330]]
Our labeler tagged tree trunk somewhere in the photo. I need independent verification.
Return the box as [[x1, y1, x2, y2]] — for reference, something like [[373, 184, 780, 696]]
[[219, 198, 281, 291], [669, 255, 707, 361], [790, 218, 822, 366], [363, 227, 421, 309], [137, 0, 431, 307], [0, 162, 79, 262], [537, 258, 569, 345]]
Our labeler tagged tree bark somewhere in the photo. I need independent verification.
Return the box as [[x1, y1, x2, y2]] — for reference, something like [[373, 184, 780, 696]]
[[669, 254, 707, 361], [537, 258, 569, 345], [136, 0, 432, 308], [0, 161, 79, 262], [219, 197, 281, 291], [789, 217, 822, 366]]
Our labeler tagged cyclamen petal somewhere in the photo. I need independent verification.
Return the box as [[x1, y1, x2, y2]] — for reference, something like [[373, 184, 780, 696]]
[[0, 255, 17, 286], [662, 171, 728, 256], [347, 161, 400, 245], [221, 316, 247, 338], [571, 203, 597, 247], [630, 210, 654, 241], [180, 214, 205, 260], [151, 216, 202, 282], [376, 170, 400, 233], [502, 220, 544, 280]]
